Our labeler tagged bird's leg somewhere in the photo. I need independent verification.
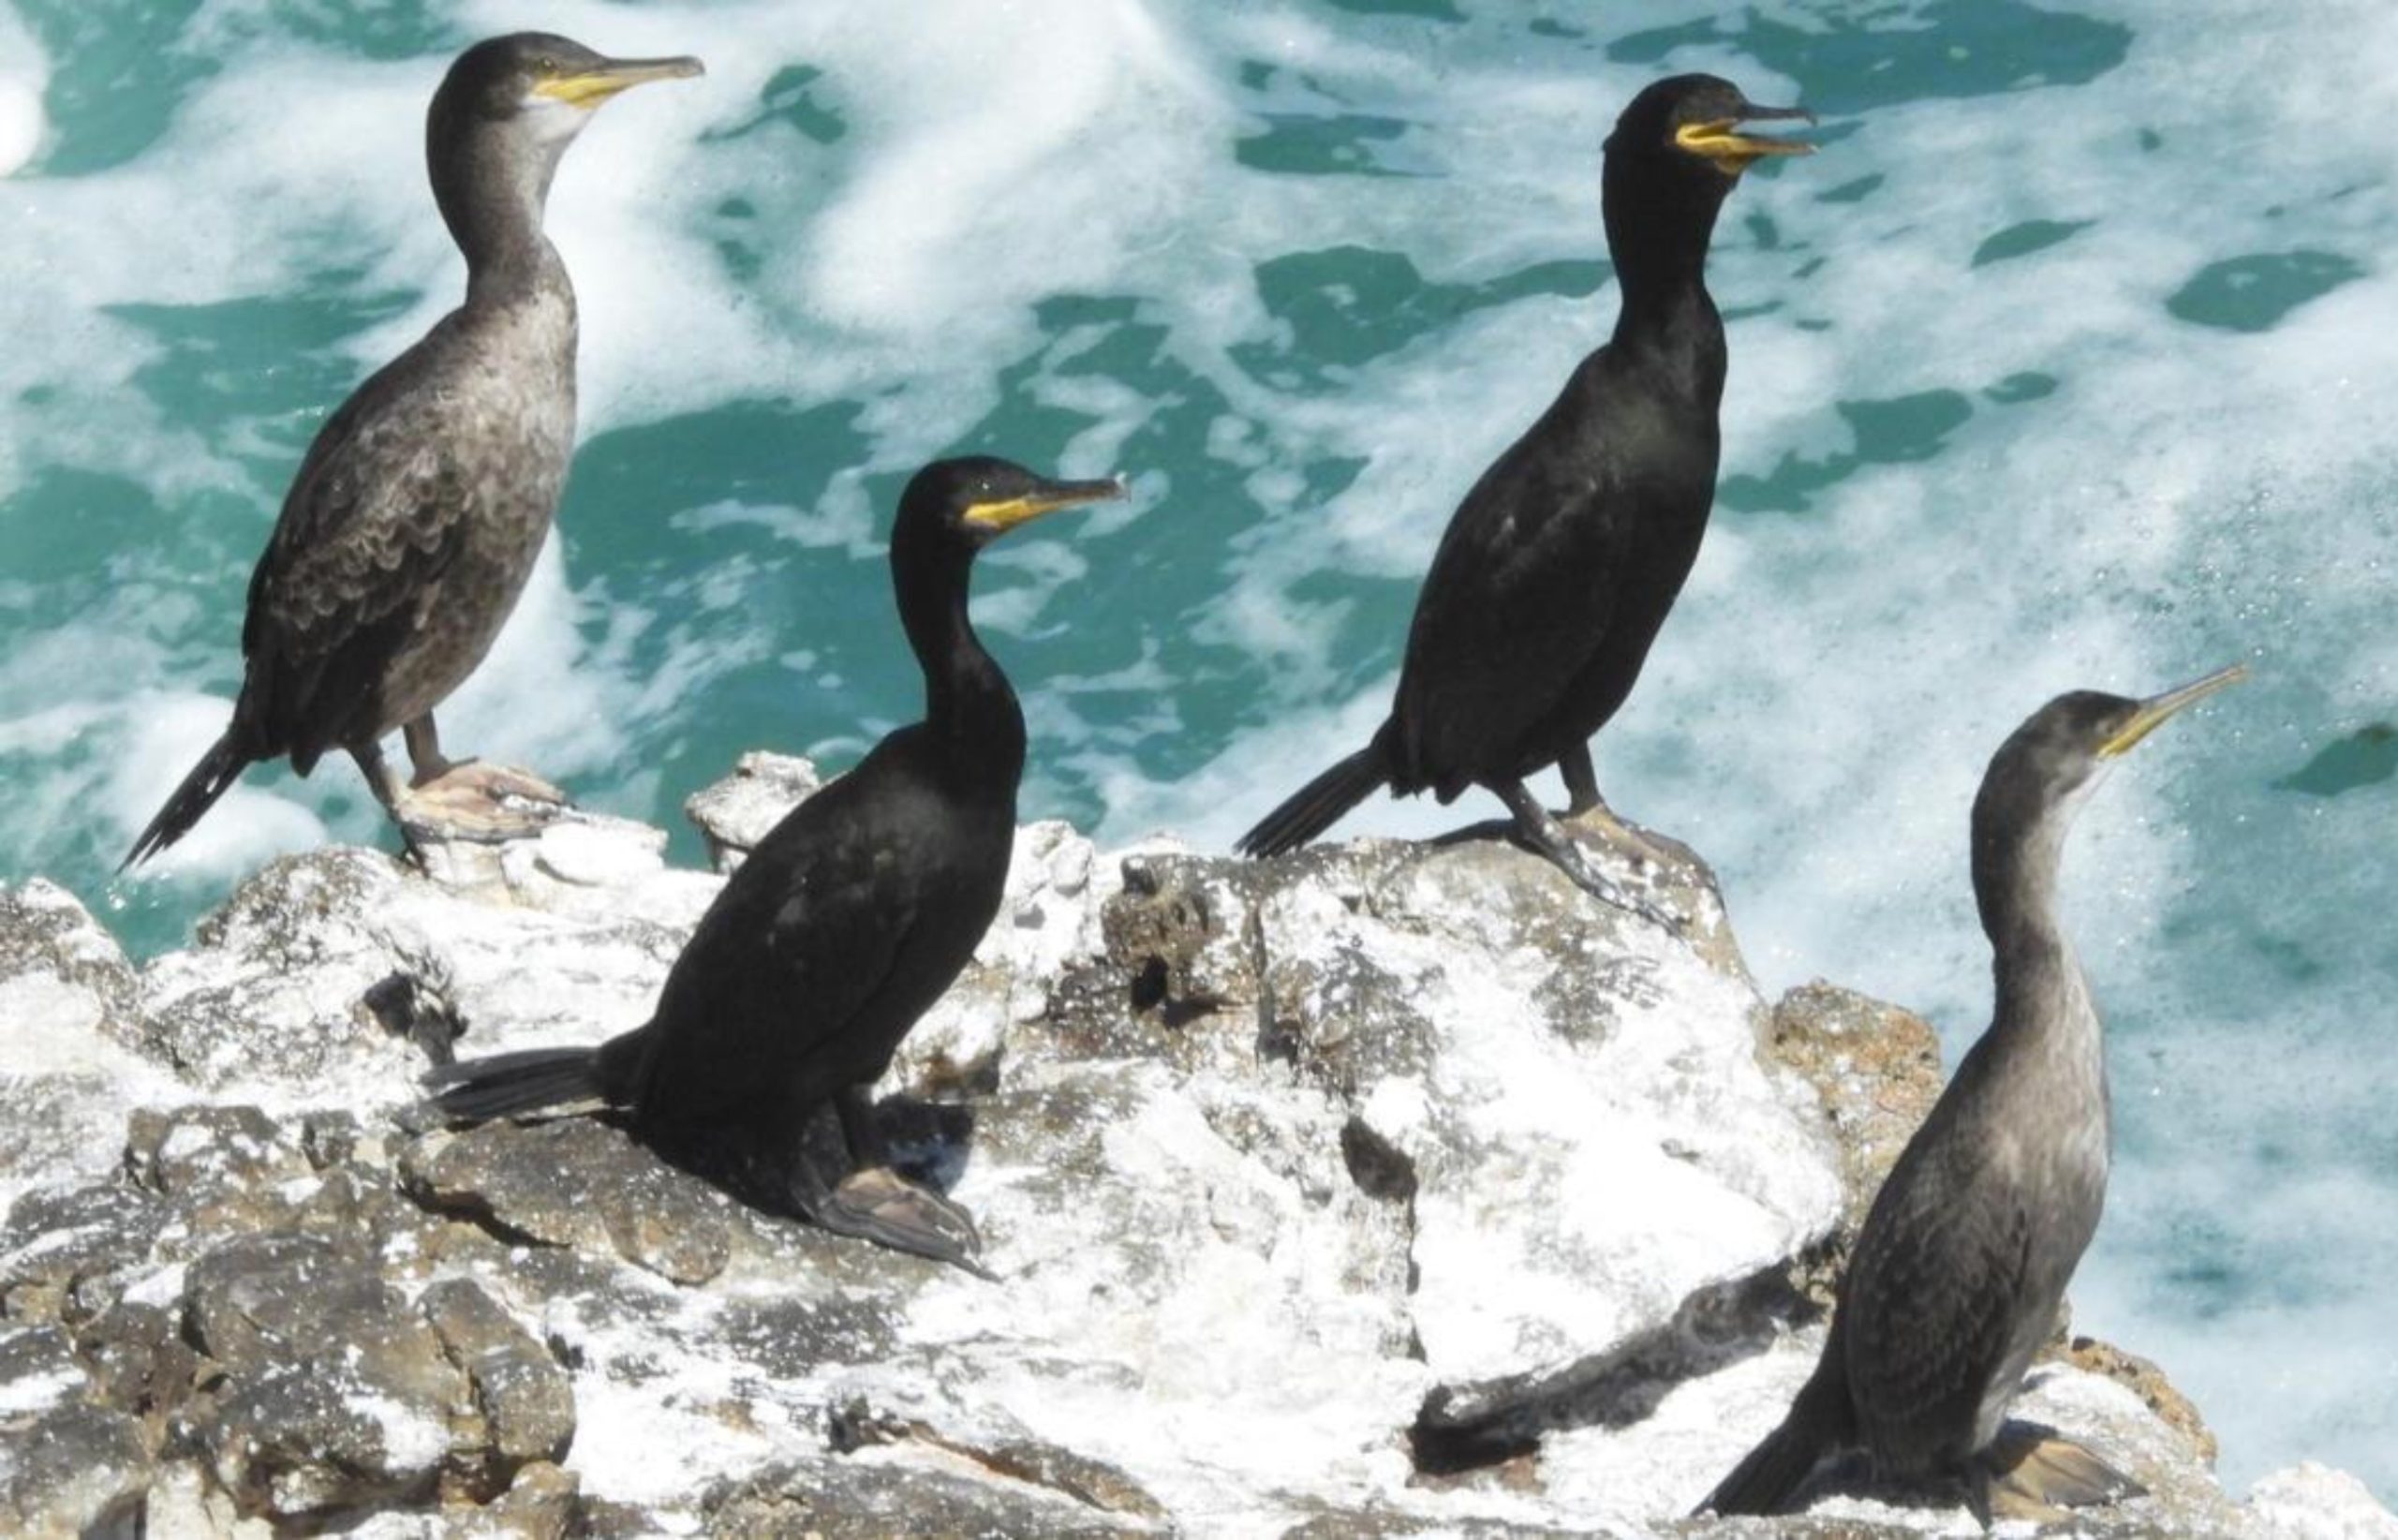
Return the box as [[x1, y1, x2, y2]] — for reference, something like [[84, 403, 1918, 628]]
[[800, 1088, 991, 1279], [1962, 1466, 1995, 1533], [403, 712, 569, 803], [1560, 744, 1603, 818], [403, 715, 459, 787], [350, 740, 414, 818], [1497, 779, 1683, 934], [350, 740, 435, 860], [1555, 745, 1677, 871]]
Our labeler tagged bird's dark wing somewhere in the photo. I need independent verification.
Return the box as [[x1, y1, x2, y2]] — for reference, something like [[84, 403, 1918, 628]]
[[1390, 350, 1691, 790], [237, 329, 473, 763], [629, 768, 923, 1122], [1839, 1131, 2035, 1457]]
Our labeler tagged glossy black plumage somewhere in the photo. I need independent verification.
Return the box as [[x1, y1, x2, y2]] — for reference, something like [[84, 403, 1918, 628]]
[[1702, 667, 2243, 1522], [1236, 76, 1810, 922], [424, 459, 1126, 1272], [121, 34, 701, 868]]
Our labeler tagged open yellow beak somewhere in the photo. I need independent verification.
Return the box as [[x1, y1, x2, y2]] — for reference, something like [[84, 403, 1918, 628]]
[[536, 54, 705, 111], [1675, 104, 1815, 175], [961, 475, 1129, 535], [2098, 662, 2250, 758]]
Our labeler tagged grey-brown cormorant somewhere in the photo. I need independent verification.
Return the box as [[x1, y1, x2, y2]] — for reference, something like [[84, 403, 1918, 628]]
[[1699, 664, 2247, 1524], [121, 34, 703, 868], [1236, 76, 1811, 926], [422, 459, 1127, 1274]]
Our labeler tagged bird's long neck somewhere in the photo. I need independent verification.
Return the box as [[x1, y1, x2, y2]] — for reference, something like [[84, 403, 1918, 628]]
[[431, 119, 572, 305], [1972, 782, 2097, 1055], [893, 531, 1027, 789], [1601, 164, 1729, 390]]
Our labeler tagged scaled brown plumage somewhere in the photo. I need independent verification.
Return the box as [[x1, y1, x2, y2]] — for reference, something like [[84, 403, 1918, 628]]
[[122, 33, 702, 868]]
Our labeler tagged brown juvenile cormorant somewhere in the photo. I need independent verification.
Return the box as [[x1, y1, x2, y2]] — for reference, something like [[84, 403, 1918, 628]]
[[1699, 664, 2247, 1524], [121, 34, 703, 868], [422, 459, 1128, 1273], [1236, 75, 1811, 925]]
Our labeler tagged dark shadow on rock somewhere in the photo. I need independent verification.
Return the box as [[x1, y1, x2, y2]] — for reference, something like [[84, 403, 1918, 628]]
[[872, 1093, 981, 1194], [1408, 1260, 1823, 1476], [404, 1084, 990, 1283], [363, 964, 467, 1065]]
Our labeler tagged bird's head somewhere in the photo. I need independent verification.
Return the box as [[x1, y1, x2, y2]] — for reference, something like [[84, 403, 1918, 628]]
[[1606, 73, 1813, 185], [432, 33, 703, 153], [898, 457, 1129, 555], [1984, 664, 2249, 822]]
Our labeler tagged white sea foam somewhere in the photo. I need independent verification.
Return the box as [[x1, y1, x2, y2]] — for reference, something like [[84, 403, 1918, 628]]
[[0, 6, 42, 180]]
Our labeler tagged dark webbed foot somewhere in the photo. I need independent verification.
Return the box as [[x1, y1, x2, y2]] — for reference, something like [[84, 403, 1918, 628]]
[[813, 1167, 995, 1281], [1496, 781, 1685, 935]]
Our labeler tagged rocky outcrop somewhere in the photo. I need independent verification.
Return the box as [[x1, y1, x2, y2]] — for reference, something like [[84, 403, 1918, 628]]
[[0, 762, 2385, 1537]]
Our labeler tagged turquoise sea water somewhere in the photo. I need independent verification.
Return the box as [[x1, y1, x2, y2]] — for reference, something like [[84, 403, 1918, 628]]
[[2, 0, 2391, 1500]]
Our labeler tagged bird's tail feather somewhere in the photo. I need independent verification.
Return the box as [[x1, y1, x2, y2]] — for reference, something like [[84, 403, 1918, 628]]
[[1236, 742, 1389, 859], [1697, 1361, 1851, 1517], [121, 730, 250, 870], [422, 1047, 605, 1123]]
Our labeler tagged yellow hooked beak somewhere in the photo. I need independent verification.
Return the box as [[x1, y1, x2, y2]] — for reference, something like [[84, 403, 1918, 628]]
[[535, 54, 705, 110], [1675, 105, 1816, 175], [2098, 663, 2250, 758], [961, 475, 1129, 534]]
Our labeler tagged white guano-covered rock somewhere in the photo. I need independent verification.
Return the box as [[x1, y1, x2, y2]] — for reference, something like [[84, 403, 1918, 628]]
[[0, 760, 2381, 1538]]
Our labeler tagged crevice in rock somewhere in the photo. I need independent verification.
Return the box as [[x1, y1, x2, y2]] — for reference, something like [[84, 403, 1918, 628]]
[[1249, 898, 1295, 1069], [81, 1488, 146, 1540], [827, 1398, 1167, 1520], [392, 1174, 558, 1256], [363, 965, 466, 1065], [1128, 955, 1168, 1014], [1407, 1260, 1820, 1476], [1123, 955, 1214, 1030], [1339, 1117, 1417, 1204]]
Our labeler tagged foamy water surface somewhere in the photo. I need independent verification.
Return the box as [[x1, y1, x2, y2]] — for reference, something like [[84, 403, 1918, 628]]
[[0, 0, 2391, 1500]]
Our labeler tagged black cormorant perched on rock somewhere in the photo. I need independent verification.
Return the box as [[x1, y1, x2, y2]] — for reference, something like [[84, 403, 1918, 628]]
[[1699, 664, 2247, 1524], [422, 459, 1127, 1274], [121, 34, 703, 868], [1236, 76, 1811, 926]]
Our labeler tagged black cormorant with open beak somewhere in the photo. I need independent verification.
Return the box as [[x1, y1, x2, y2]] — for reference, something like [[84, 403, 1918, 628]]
[[1236, 75, 1812, 930]]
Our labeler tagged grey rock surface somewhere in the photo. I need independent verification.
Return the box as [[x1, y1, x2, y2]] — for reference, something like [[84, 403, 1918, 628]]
[[683, 748, 826, 870], [0, 1323, 150, 1538], [180, 1232, 466, 1519], [0, 758, 2382, 1537]]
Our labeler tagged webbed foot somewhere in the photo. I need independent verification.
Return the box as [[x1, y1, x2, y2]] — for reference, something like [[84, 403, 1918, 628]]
[[396, 761, 572, 846], [1982, 1432, 2143, 1522], [814, 1166, 995, 1281], [1562, 801, 1681, 873], [1499, 782, 1685, 935]]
